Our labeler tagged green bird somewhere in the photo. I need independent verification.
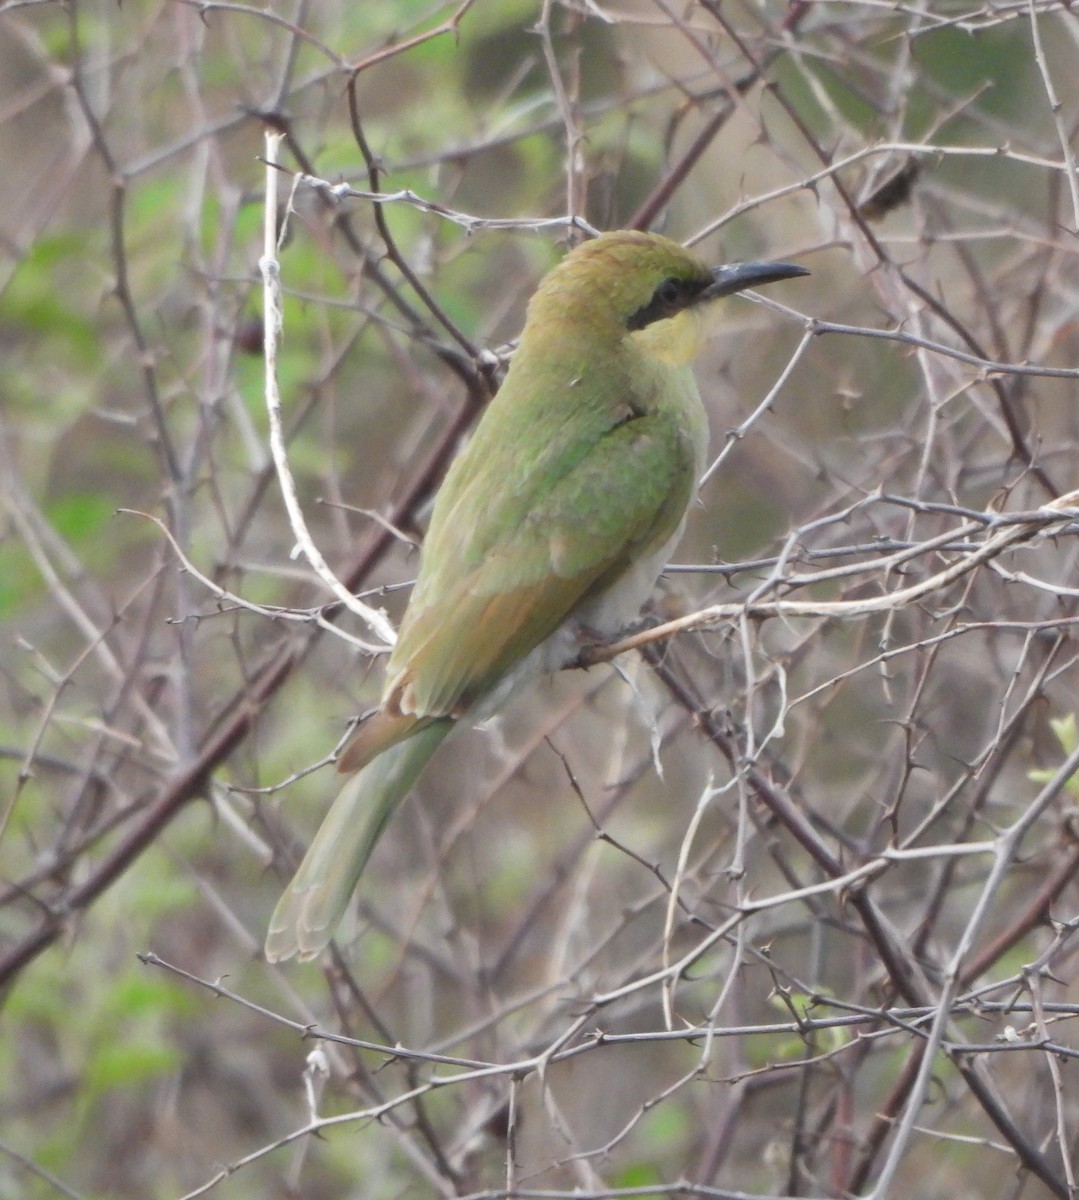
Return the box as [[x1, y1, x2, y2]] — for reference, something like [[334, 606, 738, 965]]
[[265, 230, 807, 962]]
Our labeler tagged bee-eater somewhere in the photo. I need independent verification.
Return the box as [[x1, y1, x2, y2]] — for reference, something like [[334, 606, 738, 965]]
[[265, 230, 807, 961]]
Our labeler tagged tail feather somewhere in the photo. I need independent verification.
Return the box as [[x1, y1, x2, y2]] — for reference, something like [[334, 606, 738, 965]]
[[337, 706, 434, 775], [264, 719, 453, 962]]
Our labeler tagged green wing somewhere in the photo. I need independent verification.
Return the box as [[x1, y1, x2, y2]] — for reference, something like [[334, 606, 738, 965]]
[[390, 401, 700, 718]]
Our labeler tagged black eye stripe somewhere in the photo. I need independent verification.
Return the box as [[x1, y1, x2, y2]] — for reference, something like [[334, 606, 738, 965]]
[[626, 275, 709, 332]]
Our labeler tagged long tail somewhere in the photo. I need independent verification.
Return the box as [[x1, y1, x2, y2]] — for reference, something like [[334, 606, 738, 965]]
[[264, 719, 453, 962]]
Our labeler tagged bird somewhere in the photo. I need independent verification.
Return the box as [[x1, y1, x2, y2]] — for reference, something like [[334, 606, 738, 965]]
[[264, 229, 808, 962]]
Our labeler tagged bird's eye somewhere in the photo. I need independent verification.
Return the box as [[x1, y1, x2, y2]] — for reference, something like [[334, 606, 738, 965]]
[[655, 278, 682, 308], [626, 276, 693, 331]]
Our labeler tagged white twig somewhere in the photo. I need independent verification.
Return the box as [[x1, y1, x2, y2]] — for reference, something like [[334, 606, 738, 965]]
[[700, 326, 815, 490], [865, 737, 1079, 1200], [590, 491, 1079, 664], [260, 130, 397, 651], [1027, 0, 1079, 231]]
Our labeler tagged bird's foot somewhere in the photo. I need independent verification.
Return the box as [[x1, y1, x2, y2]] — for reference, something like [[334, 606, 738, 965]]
[[570, 613, 663, 670]]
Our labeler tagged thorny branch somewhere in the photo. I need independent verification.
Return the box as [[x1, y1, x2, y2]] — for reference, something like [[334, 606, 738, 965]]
[[4, 1, 1079, 1198]]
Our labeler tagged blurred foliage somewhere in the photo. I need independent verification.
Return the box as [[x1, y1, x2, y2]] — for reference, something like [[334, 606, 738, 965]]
[[1, 2, 1079, 1199]]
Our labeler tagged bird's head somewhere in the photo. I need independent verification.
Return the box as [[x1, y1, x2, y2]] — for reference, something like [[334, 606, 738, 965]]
[[527, 230, 808, 365]]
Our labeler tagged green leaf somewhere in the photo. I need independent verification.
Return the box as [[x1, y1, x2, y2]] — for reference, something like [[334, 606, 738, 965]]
[[84, 1038, 181, 1093], [46, 492, 115, 545], [1028, 712, 1079, 795]]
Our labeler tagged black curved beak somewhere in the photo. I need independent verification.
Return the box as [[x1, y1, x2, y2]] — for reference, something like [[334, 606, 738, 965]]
[[702, 260, 810, 301]]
